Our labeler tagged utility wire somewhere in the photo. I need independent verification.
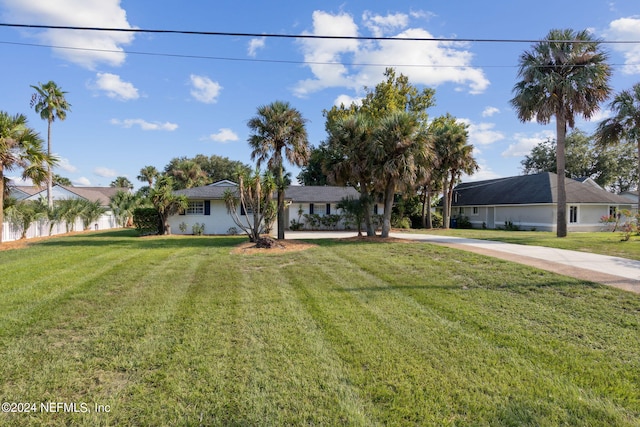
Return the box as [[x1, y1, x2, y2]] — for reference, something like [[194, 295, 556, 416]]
[[1, 22, 640, 44], [0, 40, 637, 70]]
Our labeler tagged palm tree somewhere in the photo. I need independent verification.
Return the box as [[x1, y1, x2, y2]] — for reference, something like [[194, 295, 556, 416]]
[[0, 112, 53, 243], [137, 165, 159, 187], [110, 176, 134, 190], [150, 176, 188, 235], [325, 112, 378, 236], [167, 160, 208, 189], [4, 199, 48, 239], [248, 101, 310, 239], [594, 83, 640, 210], [371, 111, 432, 238], [510, 29, 611, 237], [30, 81, 70, 208], [109, 190, 138, 228], [430, 114, 476, 229]]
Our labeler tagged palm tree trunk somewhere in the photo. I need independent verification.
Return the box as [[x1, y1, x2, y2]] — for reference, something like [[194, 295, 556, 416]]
[[360, 191, 375, 237], [277, 189, 285, 240], [381, 179, 395, 238], [47, 119, 53, 209], [442, 177, 449, 229], [556, 116, 568, 238], [0, 165, 4, 243], [637, 139, 640, 213], [421, 189, 427, 228]]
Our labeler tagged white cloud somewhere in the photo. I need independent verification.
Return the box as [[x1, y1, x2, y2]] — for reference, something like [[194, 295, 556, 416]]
[[481, 106, 500, 117], [94, 167, 118, 178], [501, 130, 554, 158], [56, 157, 77, 173], [464, 161, 502, 182], [93, 73, 139, 100], [248, 37, 266, 57], [294, 11, 489, 97], [460, 119, 505, 146], [189, 74, 222, 104], [1, 0, 136, 69], [362, 11, 409, 37], [206, 128, 239, 143], [110, 118, 178, 131], [333, 94, 363, 108], [605, 17, 640, 74], [74, 177, 92, 186]]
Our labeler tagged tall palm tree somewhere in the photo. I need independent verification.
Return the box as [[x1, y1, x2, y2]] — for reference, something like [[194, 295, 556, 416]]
[[594, 83, 640, 210], [137, 165, 159, 187], [325, 112, 378, 236], [0, 112, 53, 242], [371, 110, 432, 238], [431, 114, 476, 229], [248, 101, 310, 239], [510, 29, 611, 237], [30, 81, 70, 208]]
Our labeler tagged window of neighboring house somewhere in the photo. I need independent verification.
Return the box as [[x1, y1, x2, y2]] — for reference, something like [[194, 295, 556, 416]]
[[309, 203, 314, 214], [240, 204, 253, 216], [373, 204, 378, 214], [186, 201, 204, 215], [609, 206, 618, 217], [326, 203, 331, 215], [459, 207, 464, 215], [472, 206, 479, 215], [569, 206, 578, 223]]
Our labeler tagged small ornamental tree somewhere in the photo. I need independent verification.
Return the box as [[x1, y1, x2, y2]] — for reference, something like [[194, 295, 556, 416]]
[[223, 170, 276, 242], [150, 176, 188, 235]]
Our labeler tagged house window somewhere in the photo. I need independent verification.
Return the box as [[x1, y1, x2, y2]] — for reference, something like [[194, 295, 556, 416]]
[[373, 204, 378, 214], [472, 206, 479, 215], [459, 207, 464, 215], [309, 203, 314, 214], [609, 206, 618, 217], [326, 203, 331, 215], [569, 206, 578, 223], [240, 204, 253, 216], [186, 201, 204, 215]]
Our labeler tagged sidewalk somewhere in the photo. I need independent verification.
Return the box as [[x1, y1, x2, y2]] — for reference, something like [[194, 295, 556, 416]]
[[287, 231, 640, 294]]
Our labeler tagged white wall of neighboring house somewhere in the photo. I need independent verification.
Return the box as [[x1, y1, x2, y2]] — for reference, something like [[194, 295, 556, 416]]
[[1, 213, 119, 243], [456, 203, 631, 232]]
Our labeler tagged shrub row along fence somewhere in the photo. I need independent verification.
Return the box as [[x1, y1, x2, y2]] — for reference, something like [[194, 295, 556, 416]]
[[1, 213, 119, 243]]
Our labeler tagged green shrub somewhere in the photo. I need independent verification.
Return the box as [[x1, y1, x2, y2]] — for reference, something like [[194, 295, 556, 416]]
[[133, 208, 161, 236], [393, 216, 412, 229], [192, 223, 205, 236], [289, 219, 304, 231]]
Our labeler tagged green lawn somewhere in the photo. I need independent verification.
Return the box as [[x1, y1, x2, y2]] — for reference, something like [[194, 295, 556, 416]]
[[403, 228, 640, 261], [0, 230, 639, 426]]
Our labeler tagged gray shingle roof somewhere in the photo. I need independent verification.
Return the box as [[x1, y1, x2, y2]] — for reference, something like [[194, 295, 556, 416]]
[[175, 182, 359, 203], [452, 172, 630, 206]]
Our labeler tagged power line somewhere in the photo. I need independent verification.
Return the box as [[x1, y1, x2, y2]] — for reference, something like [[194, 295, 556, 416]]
[[0, 40, 637, 71], [1, 22, 640, 44]]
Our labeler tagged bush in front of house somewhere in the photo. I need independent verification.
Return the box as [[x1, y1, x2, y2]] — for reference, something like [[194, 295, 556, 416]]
[[133, 207, 161, 236]]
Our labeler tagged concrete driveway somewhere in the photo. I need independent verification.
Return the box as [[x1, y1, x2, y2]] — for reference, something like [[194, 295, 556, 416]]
[[286, 231, 640, 294]]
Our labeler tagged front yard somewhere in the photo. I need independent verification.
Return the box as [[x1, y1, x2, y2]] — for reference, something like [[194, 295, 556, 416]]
[[0, 230, 638, 425]]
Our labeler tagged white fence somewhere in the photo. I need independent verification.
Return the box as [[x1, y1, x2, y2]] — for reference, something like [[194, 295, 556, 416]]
[[1, 213, 119, 243]]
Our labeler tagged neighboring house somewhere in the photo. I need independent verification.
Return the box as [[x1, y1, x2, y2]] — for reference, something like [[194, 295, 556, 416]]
[[169, 181, 383, 235], [450, 172, 632, 231], [619, 190, 638, 210], [2, 184, 124, 242]]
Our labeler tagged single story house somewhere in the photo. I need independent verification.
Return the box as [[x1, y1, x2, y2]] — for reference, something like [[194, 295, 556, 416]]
[[3, 184, 125, 242], [450, 172, 632, 232], [169, 181, 382, 235]]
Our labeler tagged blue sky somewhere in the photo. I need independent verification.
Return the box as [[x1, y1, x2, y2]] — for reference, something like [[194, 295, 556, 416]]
[[1, 0, 639, 188]]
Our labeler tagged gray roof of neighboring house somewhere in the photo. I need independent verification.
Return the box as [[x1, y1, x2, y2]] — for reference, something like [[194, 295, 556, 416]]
[[452, 172, 631, 206], [175, 182, 360, 203], [11, 185, 127, 207]]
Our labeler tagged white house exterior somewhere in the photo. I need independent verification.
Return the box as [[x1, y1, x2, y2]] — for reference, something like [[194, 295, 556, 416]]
[[2, 184, 123, 242], [451, 173, 632, 232], [169, 181, 383, 235]]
